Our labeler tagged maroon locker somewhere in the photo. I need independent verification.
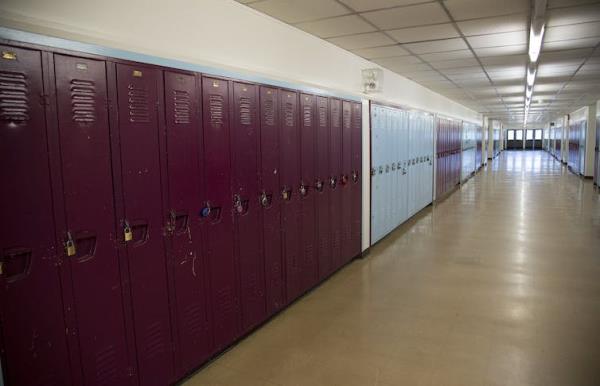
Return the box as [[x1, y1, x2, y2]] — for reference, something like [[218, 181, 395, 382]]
[[349, 102, 362, 258], [0, 45, 72, 386], [115, 63, 174, 385], [315, 96, 332, 280], [340, 101, 353, 264], [232, 82, 266, 331], [200, 76, 241, 350], [54, 54, 132, 386], [163, 71, 212, 376], [279, 90, 303, 303], [259, 86, 284, 314], [299, 93, 318, 290], [329, 98, 343, 270]]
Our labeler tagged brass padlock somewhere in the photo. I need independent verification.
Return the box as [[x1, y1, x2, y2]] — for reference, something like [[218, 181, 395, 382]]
[[124, 222, 133, 242], [65, 232, 76, 256]]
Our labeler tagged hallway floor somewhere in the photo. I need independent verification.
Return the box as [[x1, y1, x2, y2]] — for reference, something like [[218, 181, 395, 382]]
[[184, 151, 600, 386]]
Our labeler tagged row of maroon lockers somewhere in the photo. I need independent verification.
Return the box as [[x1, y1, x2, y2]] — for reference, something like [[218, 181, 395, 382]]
[[435, 118, 463, 198], [0, 43, 362, 386]]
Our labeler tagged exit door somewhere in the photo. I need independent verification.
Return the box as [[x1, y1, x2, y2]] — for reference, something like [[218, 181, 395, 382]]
[[533, 129, 543, 149], [507, 129, 523, 149]]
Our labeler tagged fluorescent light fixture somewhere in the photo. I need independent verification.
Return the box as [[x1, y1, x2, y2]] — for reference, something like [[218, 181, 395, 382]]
[[527, 67, 536, 86], [526, 86, 533, 99], [528, 23, 545, 63]]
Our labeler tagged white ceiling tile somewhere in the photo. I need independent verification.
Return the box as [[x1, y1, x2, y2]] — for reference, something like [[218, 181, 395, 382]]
[[496, 85, 526, 94], [296, 15, 376, 38], [421, 50, 475, 61], [338, 0, 431, 12], [456, 14, 529, 36], [405, 71, 448, 81], [544, 22, 600, 42], [534, 82, 567, 91], [250, 0, 349, 23], [361, 2, 449, 29], [428, 58, 480, 69], [387, 24, 459, 43], [467, 30, 528, 48], [352, 45, 410, 58], [385, 63, 435, 72], [542, 37, 600, 50], [403, 38, 468, 54], [538, 64, 580, 77], [547, 4, 600, 27], [539, 48, 594, 61], [327, 32, 395, 50], [439, 66, 484, 75], [479, 54, 528, 66], [444, 0, 529, 20], [474, 45, 527, 57], [373, 55, 423, 67]]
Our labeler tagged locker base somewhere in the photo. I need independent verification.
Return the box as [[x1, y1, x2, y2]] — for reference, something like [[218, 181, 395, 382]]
[[175, 253, 360, 385]]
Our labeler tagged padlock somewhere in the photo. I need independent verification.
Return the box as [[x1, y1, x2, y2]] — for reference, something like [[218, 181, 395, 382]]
[[282, 188, 290, 201], [299, 184, 307, 196], [329, 177, 337, 189], [124, 222, 133, 242], [352, 170, 359, 183], [65, 232, 76, 256], [260, 192, 269, 207], [233, 194, 243, 214]]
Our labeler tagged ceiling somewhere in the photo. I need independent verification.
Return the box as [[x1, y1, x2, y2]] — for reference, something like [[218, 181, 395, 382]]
[[236, 0, 600, 127]]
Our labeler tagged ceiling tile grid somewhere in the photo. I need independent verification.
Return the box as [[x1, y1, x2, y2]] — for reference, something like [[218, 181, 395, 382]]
[[237, 0, 600, 125]]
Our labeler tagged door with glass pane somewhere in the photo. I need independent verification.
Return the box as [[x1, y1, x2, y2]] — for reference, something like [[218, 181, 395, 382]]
[[525, 129, 534, 149], [507, 129, 519, 149], [533, 129, 543, 149]]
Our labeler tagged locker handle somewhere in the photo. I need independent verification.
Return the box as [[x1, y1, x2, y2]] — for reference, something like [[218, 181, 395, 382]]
[[352, 170, 359, 183], [299, 183, 308, 197], [259, 191, 272, 208], [233, 194, 249, 215], [123, 220, 149, 245], [169, 210, 189, 235], [329, 177, 337, 189], [67, 231, 97, 262], [200, 202, 221, 223], [315, 179, 324, 192], [281, 187, 292, 201], [0, 247, 32, 283], [340, 174, 348, 186]]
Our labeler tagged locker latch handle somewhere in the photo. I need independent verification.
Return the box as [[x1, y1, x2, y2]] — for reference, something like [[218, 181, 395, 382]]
[[392, 164, 396, 171], [65, 231, 77, 256], [281, 187, 292, 201], [370, 168, 376, 177], [299, 183, 308, 197], [340, 174, 348, 186], [315, 179, 324, 192], [169, 210, 189, 234], [233, 194, 248, 215], [200, 202, 221, 223], [329, 177, 337, 189], [259, 191, 272, 208], [352, 170, 359, 183]]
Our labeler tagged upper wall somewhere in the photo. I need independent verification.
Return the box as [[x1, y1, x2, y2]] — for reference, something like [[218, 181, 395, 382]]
[[0, 0, 481, 123]]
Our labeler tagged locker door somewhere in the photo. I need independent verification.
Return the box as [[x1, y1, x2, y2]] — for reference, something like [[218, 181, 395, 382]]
[[54, 54, 131, 386], [316, 96, 332, 274], [0, 45, 72, 386], [384, 108, 392, 233], [370, 105, 380, 243], [232, 82, 266, 331], [300, 94, 318, 287], [201, 76, 240, 350], [329, 98, 343, 268], [391, 110, 399, 228], [400, 111, 409, 223], [280, 90, 302, 302], [350, 102, 362, 257], [163, 71, 211, 375], [259, 87, 284, 314], [341, 101, 353, 263], [115, 64, 173, 385]]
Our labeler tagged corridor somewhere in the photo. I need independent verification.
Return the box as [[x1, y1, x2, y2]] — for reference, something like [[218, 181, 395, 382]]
[[186, 151, 600, 386]]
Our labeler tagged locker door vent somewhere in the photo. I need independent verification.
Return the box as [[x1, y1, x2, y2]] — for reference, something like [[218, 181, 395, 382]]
[[263, 98, 275, 126], [215, 287, 235, 324], [0, 70, 30, 123], [94, 345, 118, 386], [208, 94, 224, 127], [284, 102, 294, 127], [303, 104, 312, 127], [172, 89, 191, 124], [127, 84, 150, 123], [332, 105, 340, 128], [318, 104, 327, 127], [343, 109, 351, 129], [70, 79, 96, 123], [183, 303, 205, 336], [143, 321, 166, 360], [239, 96, 252, 126]]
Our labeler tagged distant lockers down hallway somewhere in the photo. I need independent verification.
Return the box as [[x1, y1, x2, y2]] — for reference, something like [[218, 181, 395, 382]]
[[0, 42, 362, 386]]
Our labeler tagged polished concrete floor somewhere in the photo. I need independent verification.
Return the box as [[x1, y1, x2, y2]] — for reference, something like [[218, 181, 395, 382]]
[[184, 150, 600, 386]]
